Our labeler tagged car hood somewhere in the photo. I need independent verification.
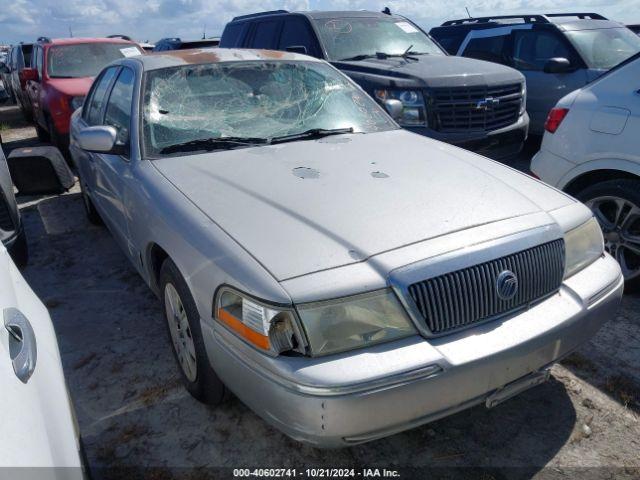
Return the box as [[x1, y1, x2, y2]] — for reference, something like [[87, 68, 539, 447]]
[[333, 54, 523, 88], [46, 77, 93, 97], [152, 129, 574, 281]]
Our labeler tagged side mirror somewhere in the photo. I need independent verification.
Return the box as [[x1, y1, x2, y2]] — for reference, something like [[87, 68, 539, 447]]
[[543, 57, 574, 74], [77, 126, 125, 154], [19, 68, 38, 82], [284, 45, 308, 54], [383, 99, 403, 121]]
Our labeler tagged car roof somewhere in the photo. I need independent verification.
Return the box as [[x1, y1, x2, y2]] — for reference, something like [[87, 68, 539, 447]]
[[436, 13, 622, 32], [231, 10, 398, 22], [553, 19, 624, 31], [131, 48, 321, 71], [42, 37, 137, 46]]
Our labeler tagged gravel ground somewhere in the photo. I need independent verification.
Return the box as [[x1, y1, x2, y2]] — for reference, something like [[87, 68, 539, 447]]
[[1, 104, 639, 479]]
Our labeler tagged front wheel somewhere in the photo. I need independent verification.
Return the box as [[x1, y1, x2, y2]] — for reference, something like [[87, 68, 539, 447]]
[[576, 179, 640, 292], [160, 258, 228, 405]]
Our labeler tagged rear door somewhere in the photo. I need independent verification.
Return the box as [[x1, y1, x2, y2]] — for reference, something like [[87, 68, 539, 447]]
[[244, 18, 283, 49], [510, 27, 588, 134]]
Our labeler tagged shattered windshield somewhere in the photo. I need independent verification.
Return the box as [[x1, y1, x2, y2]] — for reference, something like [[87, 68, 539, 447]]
[[142, 61, 396, 157]]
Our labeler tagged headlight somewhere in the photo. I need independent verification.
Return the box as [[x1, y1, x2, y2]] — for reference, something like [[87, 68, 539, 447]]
[[374, 89, 426, 126], [520, 82, 527, 115], [70, 96, 85, 111], [564, 217, 604, 279], [215, 287, 306, 356], [296, 289, 416, 357]]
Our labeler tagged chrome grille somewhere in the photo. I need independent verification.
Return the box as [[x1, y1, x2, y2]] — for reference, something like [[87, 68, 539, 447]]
[[0, 193, 15, 232], [430, 83, 522, 133], [407, 240, 565, 335]]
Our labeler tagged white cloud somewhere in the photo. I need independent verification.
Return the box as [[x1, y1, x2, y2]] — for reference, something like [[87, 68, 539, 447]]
[[0, 0, 638, 44]]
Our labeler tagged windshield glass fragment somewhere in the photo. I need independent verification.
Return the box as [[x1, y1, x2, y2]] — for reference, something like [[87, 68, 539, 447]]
[[142, 61, 397, 157]]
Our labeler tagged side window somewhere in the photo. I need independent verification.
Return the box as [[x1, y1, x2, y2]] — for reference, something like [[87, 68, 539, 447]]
[[104, 68, 135, 146], [249, 20, 280, 49], [463, 35, 509, 65], [85, 67, 118, 125], [512, 30, 572, 71], [278, 18, 320, 57]]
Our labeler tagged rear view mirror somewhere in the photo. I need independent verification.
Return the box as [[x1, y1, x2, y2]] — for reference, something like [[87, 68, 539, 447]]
[[19, 68, 38, 82], [544, 57, 574, 74], [77, 126, 124, 154], [284, 45, 307, 55], [383, 99, 403, 121]]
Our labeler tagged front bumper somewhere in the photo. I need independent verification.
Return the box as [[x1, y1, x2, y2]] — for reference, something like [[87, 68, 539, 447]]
[[407, 112, 529, 160], [202, 254, 622, 448]]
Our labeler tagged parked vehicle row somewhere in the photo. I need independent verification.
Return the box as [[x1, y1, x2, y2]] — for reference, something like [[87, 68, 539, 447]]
[[430, 13, 640, 134], [69, 47, 623, 447], [1, 8, 635, 453], [0, 42, 34, 119]]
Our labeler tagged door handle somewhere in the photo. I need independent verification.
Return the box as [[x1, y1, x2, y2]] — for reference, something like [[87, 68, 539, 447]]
[[3, 308, 37, 384]]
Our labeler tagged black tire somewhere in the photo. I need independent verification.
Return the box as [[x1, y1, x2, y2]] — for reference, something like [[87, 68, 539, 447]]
[[8, 227, 28, 268], [575, 178, 640, 292], [79, 180, 103, 226], [159, 258, 228, 405]]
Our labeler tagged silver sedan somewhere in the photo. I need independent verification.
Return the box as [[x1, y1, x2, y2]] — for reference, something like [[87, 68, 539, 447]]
[[69, 48, 622, 447]]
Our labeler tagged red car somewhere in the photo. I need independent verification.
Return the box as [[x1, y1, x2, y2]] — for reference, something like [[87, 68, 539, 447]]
[[21, 37, 143, 152]]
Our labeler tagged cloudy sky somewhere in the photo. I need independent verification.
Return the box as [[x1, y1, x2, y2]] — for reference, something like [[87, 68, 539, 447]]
[[1, 0, 639, 44]]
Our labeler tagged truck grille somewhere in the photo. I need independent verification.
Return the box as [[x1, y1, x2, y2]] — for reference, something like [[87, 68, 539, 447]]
[[431, 83, 522, 133], [0, 193, 15, 232], [407, 240, 565, 335]]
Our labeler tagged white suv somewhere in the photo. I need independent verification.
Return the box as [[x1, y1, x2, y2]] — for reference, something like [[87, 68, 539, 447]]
[[532, 53, 640, 289]]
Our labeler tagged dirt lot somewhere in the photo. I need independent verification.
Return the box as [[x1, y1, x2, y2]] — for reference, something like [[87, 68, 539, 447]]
[[1, 104, 639, 479]]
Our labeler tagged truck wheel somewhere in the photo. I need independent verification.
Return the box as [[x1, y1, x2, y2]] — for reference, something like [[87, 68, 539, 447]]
[[576, 178, 640, 292], [80, 180, 103, 225], [160, 258, 228, 405], [8, 228, 28, 268]]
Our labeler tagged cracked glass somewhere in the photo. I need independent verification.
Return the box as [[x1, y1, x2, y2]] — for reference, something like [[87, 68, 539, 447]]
[[142, 60, 396, 157]]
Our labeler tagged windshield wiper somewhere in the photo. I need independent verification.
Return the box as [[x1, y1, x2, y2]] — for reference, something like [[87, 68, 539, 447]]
[[270, 128, 354, 145], [338, 54, 377, 61], [159, 136, 269, 154]]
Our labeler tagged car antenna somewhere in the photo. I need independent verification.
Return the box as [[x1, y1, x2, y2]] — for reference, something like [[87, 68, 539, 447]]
[[382, 7, 391, 15], [465, 7, 472, 18], [202, 24, 206, 40]]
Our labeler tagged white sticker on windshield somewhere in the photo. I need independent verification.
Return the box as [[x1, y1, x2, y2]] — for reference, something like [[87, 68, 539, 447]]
[[395, 22, 419, 34], [120, 47, 140, 58]]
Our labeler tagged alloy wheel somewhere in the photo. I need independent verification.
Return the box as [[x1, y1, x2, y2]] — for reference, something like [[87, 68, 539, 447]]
[[164, 282, 198, 382], [585, 195, 640, 280]]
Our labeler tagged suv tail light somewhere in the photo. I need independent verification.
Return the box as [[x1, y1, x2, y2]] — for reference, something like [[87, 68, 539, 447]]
[[544, 108, 569, 134]]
